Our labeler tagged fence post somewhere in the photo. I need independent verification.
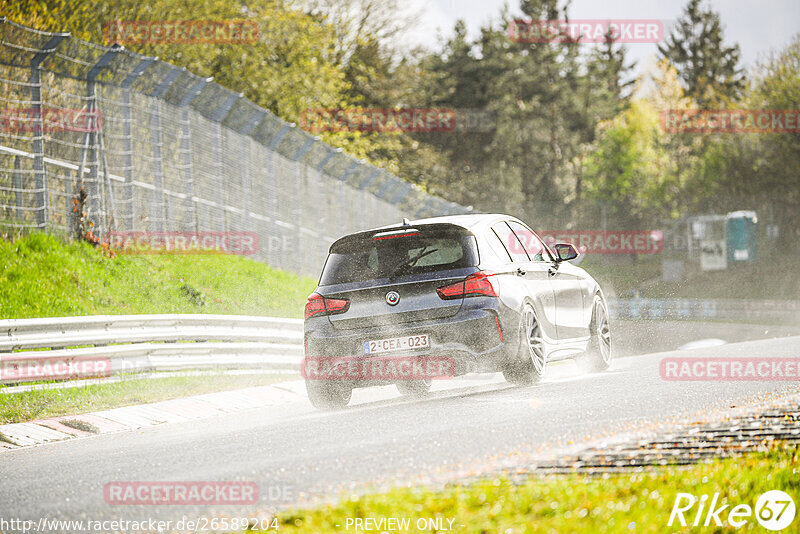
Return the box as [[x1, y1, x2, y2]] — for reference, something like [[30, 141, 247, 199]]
[[84, 47, 119, 237], [120, 89, 134, 230], [149, 99, 166, 231], [315, 146, 341, 173], [13, 155, 22, 221], [292, 137, 317, 267], [294, 159, 304, 272], [149, 67, 182, 232], [209, 93, 239, 233], [29, 33, 67, 230], [179, 77, 210, 233], [239, 139, 251, 229], [239, 110, 265, 236], [266, 149, 280, 268], [179, 109, 195, 232], [119, 58, 155, 231], [266, 124, 292, 267], [338, 161, 360, 232]]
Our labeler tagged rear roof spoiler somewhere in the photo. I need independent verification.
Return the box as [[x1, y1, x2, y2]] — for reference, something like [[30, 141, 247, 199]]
[[329, 222, 473, 252]]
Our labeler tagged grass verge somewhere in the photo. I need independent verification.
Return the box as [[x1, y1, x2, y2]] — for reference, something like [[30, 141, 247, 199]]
[[0, 372, 297, 424], [0, 233, 317, 318], [270, 442, 800, 533]]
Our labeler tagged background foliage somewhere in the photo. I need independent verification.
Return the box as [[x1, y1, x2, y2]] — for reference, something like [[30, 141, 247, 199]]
[[3, 0, 798, 248]]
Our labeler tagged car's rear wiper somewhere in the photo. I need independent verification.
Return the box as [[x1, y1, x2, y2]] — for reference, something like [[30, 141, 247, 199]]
[[387, 247, 438, 280]]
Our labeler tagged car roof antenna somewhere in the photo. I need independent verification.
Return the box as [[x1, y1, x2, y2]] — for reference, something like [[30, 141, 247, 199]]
[[402, 218, 411, 226]]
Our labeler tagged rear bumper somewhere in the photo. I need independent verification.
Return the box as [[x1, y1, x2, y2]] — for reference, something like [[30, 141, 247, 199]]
[[304, 306, 509, 386]]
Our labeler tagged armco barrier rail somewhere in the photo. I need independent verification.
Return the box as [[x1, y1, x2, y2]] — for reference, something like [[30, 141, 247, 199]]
[[0, 314, 303, 384], [3, 300, 797, 385], [608, 298, 800, 323]]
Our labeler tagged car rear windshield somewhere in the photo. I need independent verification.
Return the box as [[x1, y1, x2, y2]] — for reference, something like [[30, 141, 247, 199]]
[[320, 228, 479, 285]]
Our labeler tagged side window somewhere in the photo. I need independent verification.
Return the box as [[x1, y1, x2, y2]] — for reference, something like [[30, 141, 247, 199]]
[[508, 221, 552, 262], [491, 223, 530, 262], [485, 229, 513, 263]]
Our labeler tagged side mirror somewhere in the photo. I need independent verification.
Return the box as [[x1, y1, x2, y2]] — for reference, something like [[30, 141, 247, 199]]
[[553, 243, 579, 262]]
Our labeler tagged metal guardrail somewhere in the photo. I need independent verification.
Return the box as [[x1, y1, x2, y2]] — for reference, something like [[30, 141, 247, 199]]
[[0, 314, 303, 384], [3, 300, 797, 386], [608, 298, 800, 323]]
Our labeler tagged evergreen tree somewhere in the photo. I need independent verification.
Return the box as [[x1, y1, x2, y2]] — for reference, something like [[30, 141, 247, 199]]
[[573, 31, 636, 206], [587, 32, 637, 116], [657, 0, 745, 107]]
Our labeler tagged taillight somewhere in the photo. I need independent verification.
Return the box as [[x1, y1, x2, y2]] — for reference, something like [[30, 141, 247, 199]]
[[305, 293, 326, 319], [372, 231, 419, 241], [304, 292, 350, 320], [437, 271, 498, 300]]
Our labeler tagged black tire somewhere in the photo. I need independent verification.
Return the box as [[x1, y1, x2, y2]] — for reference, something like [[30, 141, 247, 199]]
[[395, 379, 432, 398], [306, 380, 352, 409], [579, 295, 612, 372], [503, 303, 546, 385]]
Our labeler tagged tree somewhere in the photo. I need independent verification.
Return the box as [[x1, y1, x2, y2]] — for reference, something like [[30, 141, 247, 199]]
[[582, 57, 705, 229], [586, 31, 636, 117], [2, 0, 421, 175], [572, 32, 637, 206], [410, 20, 504, 209], [583, 99, 675, 228], [2, 0, 354, 122], [658, 0, 745, 107], [640, 58, 703, 219], [699, 34, 800, 250]]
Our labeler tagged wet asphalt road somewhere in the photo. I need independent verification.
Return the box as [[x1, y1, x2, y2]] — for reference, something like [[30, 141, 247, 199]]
[[2, 336, 800, 530]]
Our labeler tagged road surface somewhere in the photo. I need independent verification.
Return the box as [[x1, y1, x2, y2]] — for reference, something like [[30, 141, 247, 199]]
[[2, 336, 799, 530]]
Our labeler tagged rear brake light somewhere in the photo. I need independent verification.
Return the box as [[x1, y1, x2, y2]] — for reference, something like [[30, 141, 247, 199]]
[[436, 271, 498, 300], [372, 230, 420, 241], [305, 293, 326, 319], [304, 292, 350, 319]]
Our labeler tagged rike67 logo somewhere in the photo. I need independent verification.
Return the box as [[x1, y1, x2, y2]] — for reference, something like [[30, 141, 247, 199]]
[[669, 490, 795, 531]]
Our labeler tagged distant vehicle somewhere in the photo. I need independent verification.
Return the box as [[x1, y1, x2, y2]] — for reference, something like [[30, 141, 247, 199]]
[[302, 214, 612, 409]]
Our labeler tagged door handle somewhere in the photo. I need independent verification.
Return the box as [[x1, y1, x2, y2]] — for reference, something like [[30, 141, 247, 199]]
[[548, 266, 558, 277], [516, 267, 526, 276]]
